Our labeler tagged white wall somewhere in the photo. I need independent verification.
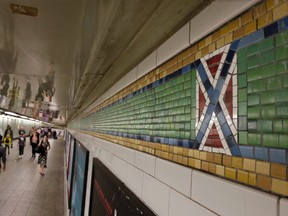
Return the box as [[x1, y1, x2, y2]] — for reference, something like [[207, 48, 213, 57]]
[[69, 130, 288, 216]]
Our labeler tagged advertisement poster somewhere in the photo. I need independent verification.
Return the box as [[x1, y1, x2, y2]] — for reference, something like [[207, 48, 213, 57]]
[[89, 158, 156, 216], [67, 136, 75, 208], [70, 141, 89, 216]]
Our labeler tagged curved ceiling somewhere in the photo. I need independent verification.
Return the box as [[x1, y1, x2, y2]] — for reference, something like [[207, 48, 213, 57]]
[[0, 0, 212, 125]]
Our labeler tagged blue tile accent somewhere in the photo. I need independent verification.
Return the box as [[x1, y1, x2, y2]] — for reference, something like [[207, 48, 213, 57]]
[[238, 35, 254, 49], [239, 145, 254, 158], [221, 122, 231, 138], [214, 103, 222, 114], [255, 147, 269, 161], [250, 29, 265, 43], [278, 16, 288, 32], [217, 111, 226, 126], [220, 63, 230, 77], [269, 148, 287, 164], [230, 39, 240, 51], [229, 145, 242, 157], [182, 64, 192, 74], [264, 22, 278, 38], [226, 50, 235, 63], [183, 140, 190, 147]]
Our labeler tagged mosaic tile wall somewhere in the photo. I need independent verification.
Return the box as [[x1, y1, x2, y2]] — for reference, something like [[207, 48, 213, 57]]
[[68, 0, 288, 197]]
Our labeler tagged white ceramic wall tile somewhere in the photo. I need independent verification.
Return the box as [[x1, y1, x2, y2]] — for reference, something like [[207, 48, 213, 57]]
[[169, 189, 216, 216], [113, 66, 138, 94], [189, 0, 261, 45], [142, 173, 170, 216], [245, 188, 278, 216], [109, 154, 128, 182], [191, 170, 245, 216], [156, 23, 190, 66], [280, 198, 288, 216], [137, 51, 157, 79], [125, 165, 144, 199], [155, 158, 192, 197], [111, 144, 135, 165], [134, 151, 156, 176]]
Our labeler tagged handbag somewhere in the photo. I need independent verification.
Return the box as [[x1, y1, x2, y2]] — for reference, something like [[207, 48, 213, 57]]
[[35, 145, 43, 154]]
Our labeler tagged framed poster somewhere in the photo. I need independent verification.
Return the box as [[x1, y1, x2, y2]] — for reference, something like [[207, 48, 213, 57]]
[[70, 140, 89, 216], [89, 158, 156, 216], [67, 136, 75, 208]]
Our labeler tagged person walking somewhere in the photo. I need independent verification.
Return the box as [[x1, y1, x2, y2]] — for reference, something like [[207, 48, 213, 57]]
[[3, 133, 12, 155], [0, 135, 7, 172], [18, 132, 26, 158], [4, 125, 13, 148], [30, 130, 39, 159], [37, 134, 50, 175]]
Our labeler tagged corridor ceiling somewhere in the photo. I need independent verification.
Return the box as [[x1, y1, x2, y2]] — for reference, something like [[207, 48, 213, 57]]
[[0, 0, 212, 125]]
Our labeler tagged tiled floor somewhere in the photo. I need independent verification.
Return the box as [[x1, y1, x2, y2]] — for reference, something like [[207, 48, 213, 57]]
[[0, 137, 65, 216]]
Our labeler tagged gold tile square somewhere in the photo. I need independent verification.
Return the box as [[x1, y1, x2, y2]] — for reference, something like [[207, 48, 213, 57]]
[[256, 161, 270, 176], [271, 178, 288, 196], [243, 158, 256, 172], [270, 163, 287, 180]]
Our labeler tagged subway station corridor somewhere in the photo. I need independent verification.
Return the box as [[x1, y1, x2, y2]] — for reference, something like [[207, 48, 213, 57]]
[[0, 138, 64, 216]]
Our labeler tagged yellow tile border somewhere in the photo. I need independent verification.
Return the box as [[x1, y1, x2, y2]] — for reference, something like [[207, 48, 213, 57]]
[[80, 130, 288, 197]]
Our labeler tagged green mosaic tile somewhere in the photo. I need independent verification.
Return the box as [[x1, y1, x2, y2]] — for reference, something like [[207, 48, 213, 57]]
[[248, 120, 257, 131], [237, 47, 247, 62], [247, 67, 261, 81], [239, 131, 248, 144], [276, 89, 288, 102], [239, 102, 247, 115], [239, 116, 247, 131], [261, 63, 277, 78], [258, 120, 273, 132], [275, 45, 288, 61], [283, 75, 288, 88], [273, 120, 283, 133], [247, 54, 259, 69], [267, 76, 282, 90], [279, 134, 288, 148], [276, 30, 288, 47], [276, 104, 288, 117], [247, 82, 253, 93], [248, 106, 261, 119], [251, 79, 267, 92], [261, 91, 276, 105], [248, 94, 260, 106], [238, 74, 247, 88], [261, 105, 276, 118], [276, 60, 288, 75], [263, 134, 279, 147], [239, 88, 247, 102], [248, 133, 261, 145], [247, 43, 259, 56], [283, 120, 288, 131], [261, 49, 275, 66], [238, 61, 247, 74], [259, 36, 274, 51]]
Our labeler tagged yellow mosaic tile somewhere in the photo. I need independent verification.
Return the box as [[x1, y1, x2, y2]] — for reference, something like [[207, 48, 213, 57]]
[[241, 10, 253, 25], [223, 155, 232, 167], [273, 1, 288, 20], [216, 37, 225, 49], [258, 12, 273, 29], [200, 151, 207, 161], [188, 158, 201, 169], [195, 51, 202, 60], [182, 53, 195, 66], [208, 42, 216, 53], [271, 178, 288, 196], [208, 163, 216, 174], [238, 170, 249, 184], [205, 35, 212, 45], [244, 20, 257, 35], [270, 163, 287, 180], [249, 172, 257, 186], [206, 152, 214, 162], [212, 30, 220, 42], [182, 156, 189, 166], [266, 0, 283, 11], [234, 26, 244, 40], [224, 33, 233, 44], [256, 161, 270, 176], [201, 45, 209, 56], [220, 24, 231, 36], [214, 153, 222, 164], [225, 167, 237, 180], [202, 161, 209, 172], [253, 2, 267, 18], [232, 157, 243, 169], [243, 158, 256, 172], [198, 39, 206, 49], [188, 149, 194, 157], [257, 175, 272, 191], [194, 150, 200, 159], [216, 165, 225, 177]]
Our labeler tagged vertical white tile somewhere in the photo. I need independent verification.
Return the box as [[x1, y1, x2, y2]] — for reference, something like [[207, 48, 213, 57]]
[[137, 51, 157, 78], [169, 189, 216, 216], [134, 151, 156, 176], [155, 158, 192, 197], [142, 173, 170, 216], [280, 198, 288, 216], [191, 170, 245, 216], [125, 165, 144, 199], [245, 188, 278, 216]]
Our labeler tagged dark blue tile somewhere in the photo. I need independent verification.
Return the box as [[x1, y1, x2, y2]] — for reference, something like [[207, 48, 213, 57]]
[[182, 64, 192, 74], [250, 29, 265, 43], [168, 138, 178, 145], [203, 79, 212, 91], [164, 138, 169, 144], [200, 122, 208, 135], [230, 145, 241, 157], [221, 122, 231, 138], [217, 111, 226, 126], [215, 78, 225, 91], [239, 145, 254, 158], [214, 103, 222, 114], [183, 139, 189, 147], [226, 135, 237, 147], [278, 16, 288, 32], [178, 139, 183, 146], [192, 140, 199, 148], [220, 63, 230, 77], [230, 39, 240, 51], [196, 131, 204, 143], [238, 35, 254, 49], [255, 147, 269, 161], [269, 148, 287, 164], [152, 80, 160, 88], [160, 137, 165, 143], [197, 65, 209, 82], [264, 22, 278, 38], [226, 50, 236, 63]]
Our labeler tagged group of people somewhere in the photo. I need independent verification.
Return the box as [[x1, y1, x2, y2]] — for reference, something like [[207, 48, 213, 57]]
[[0, 125, 51, 176]]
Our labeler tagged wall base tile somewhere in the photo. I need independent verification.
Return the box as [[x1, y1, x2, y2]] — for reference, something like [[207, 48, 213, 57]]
[[280, 198, 288, 216]]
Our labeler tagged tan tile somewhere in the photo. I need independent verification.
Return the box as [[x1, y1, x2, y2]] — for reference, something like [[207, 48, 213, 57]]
[[225, 167, 237, 180], [256, 161, 270, 175], [249, 172, 257, 186], [241, 10, 253, 25], [238, 170, 249, 184], [188, 149, 194, 157], [220, 24, 231, 36], [202, 161, 209, 172], [266, 0, 283, 11], [273, 1, 288, 20], [243, 158, 256, 172], [214, 153, 222, 164], [205, 35, 212, 45], [216, 37, 225, 49], [271, 163, 287, 180], [198, 39, 206, 49], [206, 152, 214, 162], [216, 165, 225, 177], [223, 155, 232, 167], [209, 163, 216, 174], [229, 18, 241, 32], [224, 33, 233, 44], [232, 157, 243, 169], [182, 156, 189, 166], [208, 42, 216, 53], [212, 30, 220, 42], [257, 12, 273, 28], [234, 26, 245, 40], [195, 51, 202, 60], [194, 150, 200, 159], [200, 151, 207, 161], [253, 3, 267, 18], [244, 20, 257, 35], [257, 175, 272, 191], [201, 45, 209, 56], [189, 158, 201, 169], [271, 178, 288, 196], [194, 159, 201, 169]]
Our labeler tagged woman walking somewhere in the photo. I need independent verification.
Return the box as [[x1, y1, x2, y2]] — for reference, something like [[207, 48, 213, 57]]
[[30, 130, 39, 159], [37, 134, 50, 175]]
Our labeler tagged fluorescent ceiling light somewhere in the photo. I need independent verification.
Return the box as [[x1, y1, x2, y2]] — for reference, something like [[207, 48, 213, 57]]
[[5, 111, 19, 117]]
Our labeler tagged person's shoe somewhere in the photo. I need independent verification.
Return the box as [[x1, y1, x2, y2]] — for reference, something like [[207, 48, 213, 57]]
[[19, 155, 21, 158]]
